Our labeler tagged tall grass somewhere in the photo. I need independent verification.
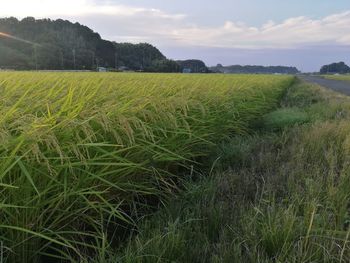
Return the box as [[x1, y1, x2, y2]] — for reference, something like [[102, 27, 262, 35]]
[[114, 81, 350, 263], [0, 72, 294, 262]]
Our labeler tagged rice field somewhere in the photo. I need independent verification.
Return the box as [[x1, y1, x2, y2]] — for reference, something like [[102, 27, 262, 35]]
[[0, 72, 294, 262], [324, 74, 350, 81]]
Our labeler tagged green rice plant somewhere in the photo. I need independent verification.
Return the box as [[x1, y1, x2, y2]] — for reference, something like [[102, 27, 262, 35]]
[[0, 72, 294, 262]]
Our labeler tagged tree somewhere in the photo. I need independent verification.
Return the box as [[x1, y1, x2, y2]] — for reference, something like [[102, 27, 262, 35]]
[[209, 64, 300, 74], [0, 17, 179, 72], [145, 59, 180, 72], [114, 42, 166, 71], [320, 62, 350, 74], [176, 60, 209, 73]]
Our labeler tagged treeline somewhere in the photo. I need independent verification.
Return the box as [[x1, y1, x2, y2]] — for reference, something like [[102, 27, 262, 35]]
[[210, 64, 299, 74], [0, 17, 208, 72], [176, 59, 209, 73], [320, 62, 350, 74]]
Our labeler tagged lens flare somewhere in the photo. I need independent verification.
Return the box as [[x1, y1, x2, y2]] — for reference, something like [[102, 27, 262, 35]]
[[0, 32, 11, 38], [0, 31, 39, 46]]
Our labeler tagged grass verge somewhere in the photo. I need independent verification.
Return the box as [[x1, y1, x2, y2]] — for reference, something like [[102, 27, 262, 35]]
[[113, 80, 350, 262]]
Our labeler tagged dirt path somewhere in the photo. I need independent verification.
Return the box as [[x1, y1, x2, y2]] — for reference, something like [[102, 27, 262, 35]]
[[299, 75, 350, 96]]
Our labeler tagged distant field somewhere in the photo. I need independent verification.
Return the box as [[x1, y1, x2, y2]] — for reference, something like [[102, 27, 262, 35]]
[[324, 74, 350, 81], [0, 72, 294, 261]]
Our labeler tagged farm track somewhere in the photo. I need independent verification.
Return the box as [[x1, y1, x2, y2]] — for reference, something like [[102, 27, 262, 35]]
[[299, 75, 350, 95]]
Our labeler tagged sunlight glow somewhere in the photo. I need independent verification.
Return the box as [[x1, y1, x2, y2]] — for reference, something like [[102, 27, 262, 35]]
[[0, 32, 11, 37], [0, 31, 38, 45]]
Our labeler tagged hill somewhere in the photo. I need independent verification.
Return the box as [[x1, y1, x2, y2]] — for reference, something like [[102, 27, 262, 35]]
[[0, 17, 179, 72], [210, 64, 299, 74]]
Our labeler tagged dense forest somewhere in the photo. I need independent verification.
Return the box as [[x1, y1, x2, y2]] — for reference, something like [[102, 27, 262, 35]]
[[0, 17, 187, 72], [210, 64, 299, 74], [320, 62, 350, 74]]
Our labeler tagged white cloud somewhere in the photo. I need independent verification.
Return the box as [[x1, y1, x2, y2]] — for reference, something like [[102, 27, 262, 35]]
[[0, 0, 185, 20], [168, 11, 350, 49], [1, 0, 350, 49], [80, 8, 350, 49]]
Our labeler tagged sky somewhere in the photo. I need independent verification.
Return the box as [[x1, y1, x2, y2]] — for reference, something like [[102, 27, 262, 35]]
[[0, 0, 350, 71]]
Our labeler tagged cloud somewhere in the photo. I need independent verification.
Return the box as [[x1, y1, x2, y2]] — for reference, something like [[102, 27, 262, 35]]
[[78, 8, 350, 50], [0, 0, 187, 44], [168, 11, 350, 49], [0, 0, 186, 20], [1, 0, 350, 50]]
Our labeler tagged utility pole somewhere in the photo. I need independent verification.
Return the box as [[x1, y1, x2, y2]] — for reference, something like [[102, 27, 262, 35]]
[[33, 44, 38, 70], [96, 58, 99, 69], [115, 51, 118, 70], [72, 48, 76, 70], [91, 51, 95, 70], [60, 50, 64, 69]]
